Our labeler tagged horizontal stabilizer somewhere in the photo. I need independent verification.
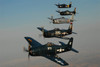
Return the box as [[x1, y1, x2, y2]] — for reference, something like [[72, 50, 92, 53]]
[[56, 10, 60, 13], [72, 32, 77, 34], [71, 48, 79, 53]]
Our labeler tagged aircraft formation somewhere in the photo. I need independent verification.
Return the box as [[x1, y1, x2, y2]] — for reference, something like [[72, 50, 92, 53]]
[[24, 0, 79, 66]]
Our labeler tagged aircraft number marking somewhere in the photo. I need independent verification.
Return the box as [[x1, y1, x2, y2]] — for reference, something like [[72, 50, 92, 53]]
[[57, 48, 64, 52], [69, 42, 72, 45], [47, 47, 52, 50]]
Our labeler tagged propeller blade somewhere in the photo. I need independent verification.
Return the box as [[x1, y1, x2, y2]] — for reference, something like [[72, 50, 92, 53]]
[[23, 47, 29, 52], [28, 45, 31, 60], [28, 53, 30, 60], [71, 48, 79, 53], [23, 44, 31, 60]]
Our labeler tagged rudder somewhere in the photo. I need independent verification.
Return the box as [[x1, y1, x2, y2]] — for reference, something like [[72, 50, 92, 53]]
[[67, 37, 73, 49]]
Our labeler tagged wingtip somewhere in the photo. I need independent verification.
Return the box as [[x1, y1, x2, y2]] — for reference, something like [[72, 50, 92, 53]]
[[24, 37, 32, 40], [37, 27, 40, 29], [24, 37, 27, 39], [62, 62, 69, 66]]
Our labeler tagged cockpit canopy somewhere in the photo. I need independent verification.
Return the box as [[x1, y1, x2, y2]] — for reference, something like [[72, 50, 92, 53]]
[[61, 17, 65, 18], [46, 42, 55, 46], [54, 28, 60, 31]]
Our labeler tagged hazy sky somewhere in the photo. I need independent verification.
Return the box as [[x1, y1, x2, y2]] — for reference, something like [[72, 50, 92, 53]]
[[0, 0, 100, 67]]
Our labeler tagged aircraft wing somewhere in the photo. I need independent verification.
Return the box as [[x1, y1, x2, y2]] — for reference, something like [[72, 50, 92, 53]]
[[37, 27, 47, 32], [44, 55, 69, 66], [24, 37, 42, 48]]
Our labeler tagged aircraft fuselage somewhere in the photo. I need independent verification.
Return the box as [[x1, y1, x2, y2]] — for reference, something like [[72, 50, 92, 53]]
[[57, 4, 71, 8], [43, 29, 72, 38], [53, 18, 71, 24], [60, 11, 75, 15], [30, 44, 70, 56]]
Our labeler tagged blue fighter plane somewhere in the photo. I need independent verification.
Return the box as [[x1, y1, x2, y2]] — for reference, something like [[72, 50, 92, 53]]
[[23, 37, 79, 66]]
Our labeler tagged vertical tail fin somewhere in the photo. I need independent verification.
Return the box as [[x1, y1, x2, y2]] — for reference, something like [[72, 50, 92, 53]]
[[73, 8, 76, 14], [70, 14, 74, 22], [69, 2, 72, 7], [68, 22, 73, 31], [67, 37, 73, 49], [67, 37, 79, 53]]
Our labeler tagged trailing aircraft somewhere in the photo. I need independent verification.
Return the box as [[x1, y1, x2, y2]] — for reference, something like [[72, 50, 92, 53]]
[[23, 37, 79, 66], [55, 2, 72, 8], [37, 23, 77, 39], [48, 14, 74, 24], [56, 8, 76, 15]]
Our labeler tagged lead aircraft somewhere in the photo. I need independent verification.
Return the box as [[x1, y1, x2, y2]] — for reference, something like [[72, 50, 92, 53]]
[[24, 37, 79, 66]]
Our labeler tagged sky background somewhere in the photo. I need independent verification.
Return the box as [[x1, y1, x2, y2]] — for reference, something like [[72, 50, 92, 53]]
[[0, 0, 100, 67]]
